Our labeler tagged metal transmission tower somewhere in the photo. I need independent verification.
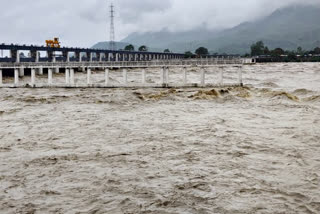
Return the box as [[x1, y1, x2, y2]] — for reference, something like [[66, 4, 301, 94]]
[[109, 3, 116, 51]]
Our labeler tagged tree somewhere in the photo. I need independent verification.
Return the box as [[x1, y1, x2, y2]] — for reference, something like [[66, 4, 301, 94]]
[[296, 47, 304, 55], [264, 47, 270, 55], [195, 47, 209, 56], [271, 48, 285, 56], [124, 44, 135, 51], [250, 41, 265, 56], [314, 47, 320, 54], [164, 49, 170, 53], [287, 51, 297, 62], [138, 45, 148, 52], [184, 51, 193, 58]]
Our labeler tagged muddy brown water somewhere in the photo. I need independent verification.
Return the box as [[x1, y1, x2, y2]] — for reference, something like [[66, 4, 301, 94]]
[[0, 63, 320, 214]]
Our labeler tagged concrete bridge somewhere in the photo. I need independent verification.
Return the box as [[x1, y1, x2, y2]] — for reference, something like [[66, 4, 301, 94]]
[[0, 43, 184, 63], [0, 44, 254, 88], [0, 58, 252, 88]]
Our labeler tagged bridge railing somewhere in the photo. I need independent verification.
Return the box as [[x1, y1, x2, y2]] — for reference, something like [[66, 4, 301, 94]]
[[0, 65, 244, 88], [0, 58, 246, 69]]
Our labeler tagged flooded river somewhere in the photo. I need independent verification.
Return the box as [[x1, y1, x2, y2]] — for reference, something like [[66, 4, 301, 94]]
[[0, 63, 320, 213]]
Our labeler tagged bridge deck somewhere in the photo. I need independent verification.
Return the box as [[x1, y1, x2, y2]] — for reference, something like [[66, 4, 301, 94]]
[[0, 59, 247, 69]]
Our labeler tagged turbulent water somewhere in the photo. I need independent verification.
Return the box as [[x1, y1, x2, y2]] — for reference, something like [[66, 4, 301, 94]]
[[0, 63, 320, 214]]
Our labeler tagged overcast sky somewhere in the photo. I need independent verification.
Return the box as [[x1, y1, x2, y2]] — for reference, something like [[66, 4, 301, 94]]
[[0, 0, 319, 48]]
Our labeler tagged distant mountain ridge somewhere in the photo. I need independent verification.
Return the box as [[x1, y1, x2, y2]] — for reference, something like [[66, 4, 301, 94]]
[[119, 5, 320, 54]]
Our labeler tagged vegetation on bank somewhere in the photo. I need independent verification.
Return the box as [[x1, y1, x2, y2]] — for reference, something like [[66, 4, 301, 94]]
[[121, 41, 320, 62], [249, 41, 320, 62]]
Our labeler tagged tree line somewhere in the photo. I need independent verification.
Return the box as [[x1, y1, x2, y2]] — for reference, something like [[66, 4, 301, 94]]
[[123, 44, 171, 53], [123, 44, 210, 58], [250, 41, 320, 62]]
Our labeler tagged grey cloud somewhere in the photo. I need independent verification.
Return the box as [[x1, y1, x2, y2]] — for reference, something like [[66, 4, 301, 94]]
[[0, 0, 319, 48]]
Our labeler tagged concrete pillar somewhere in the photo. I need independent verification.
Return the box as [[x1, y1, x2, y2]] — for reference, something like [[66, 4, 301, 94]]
[[108, 53, 112, 61], [48, 68, 53, 85], [90, 53, 93, 62], [0, 69, 2, 86], [105, 68, 109, 86], [99, 53, 103, 62], [35, 51, 40, 62], [65, 68, 70, 84], [16, 50, 20, 63], [142, 69, 146, 84], [55, 67, 59, 74], [201, 68, 205, 86], [79, 52, 82, 62], [160, 67, 165, 84], [183, 67, 187, 84], [19, 66, 24, 77], [38, 66, 43, 75], [52, 52, 56, 63], [123, 69, 127, 85], [70, 68, 75, 86], [115, 53, 119, 62], [66, 52, 70, 62], [166, 67, 169, 84], [87, 68, 91, 85], [14, 68, 19, 85], [31, 68, 36, 86], [238, 66, 243, 85]]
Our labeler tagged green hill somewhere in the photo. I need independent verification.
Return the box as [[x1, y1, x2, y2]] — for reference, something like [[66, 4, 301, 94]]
[[120, 5, 320, 54]]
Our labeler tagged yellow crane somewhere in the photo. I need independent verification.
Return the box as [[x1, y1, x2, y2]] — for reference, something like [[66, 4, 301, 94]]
[[46, 37, 61, 48]]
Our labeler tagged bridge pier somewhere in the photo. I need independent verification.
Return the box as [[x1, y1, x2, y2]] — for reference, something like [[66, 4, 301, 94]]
[[105, 68, 109, 86], [10, 50, 20, 63], [14, 68, 19, 85], [99, 53, 104, 62], [87, 68, 91, 85], [165, 67, 169, 84], [55, 67, 59, 74], [31, 50, 40, 62], [123, 69, 127, 85], [0, 69, 2, 86], [160, 67, 165, 84], [31, 68, 36, 86], [38, 66, 43, 75], [19, 66, 24, 77], [48, 68, 53, 85], [65, 68, 70, 85]]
